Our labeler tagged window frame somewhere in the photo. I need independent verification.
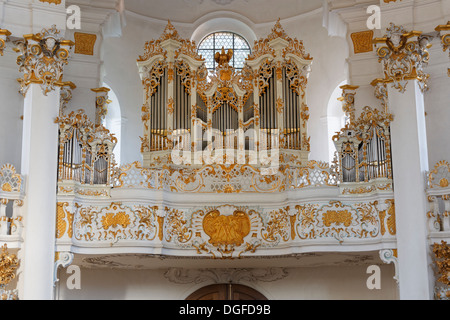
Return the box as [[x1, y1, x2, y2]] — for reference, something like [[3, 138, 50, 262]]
[[197, 31, 251, 71]]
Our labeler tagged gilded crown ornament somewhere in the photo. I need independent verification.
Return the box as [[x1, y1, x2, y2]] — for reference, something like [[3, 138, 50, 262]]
[[14, 25, 74, 96], [215, 47, 233, 66]]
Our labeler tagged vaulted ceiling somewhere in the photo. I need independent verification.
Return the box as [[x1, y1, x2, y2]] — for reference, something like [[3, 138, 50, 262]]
[[124, 0, 325, 24]]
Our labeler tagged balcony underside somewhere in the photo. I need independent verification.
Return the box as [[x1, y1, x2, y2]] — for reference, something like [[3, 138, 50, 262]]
[[71, 250, 387, 270]]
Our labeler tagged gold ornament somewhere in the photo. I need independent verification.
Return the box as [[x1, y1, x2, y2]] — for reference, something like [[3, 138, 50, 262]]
[[0, 245, 19, 287], [14, 25, 74, 96], [373, 23, 431, 93]]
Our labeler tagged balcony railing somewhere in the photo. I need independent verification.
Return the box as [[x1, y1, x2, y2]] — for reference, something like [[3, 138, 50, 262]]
[[0, 164, 24, 242], [427, 160, 450, 233]]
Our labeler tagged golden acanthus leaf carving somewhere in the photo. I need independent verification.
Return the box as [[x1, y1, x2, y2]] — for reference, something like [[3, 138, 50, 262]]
[[0, 245, 19, 287]]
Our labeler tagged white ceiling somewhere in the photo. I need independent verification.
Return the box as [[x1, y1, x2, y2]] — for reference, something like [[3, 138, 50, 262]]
[[124, 0, 325, 24]]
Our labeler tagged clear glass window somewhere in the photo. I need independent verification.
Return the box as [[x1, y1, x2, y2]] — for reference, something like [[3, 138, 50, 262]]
[[198, 32, 251, 71]]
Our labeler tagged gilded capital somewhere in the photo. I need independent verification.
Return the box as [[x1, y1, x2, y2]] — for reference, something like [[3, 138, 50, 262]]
[[0, 29, 11, 56], [371, 79, 389, 113], [435, 22, 450, 77], [338, 85, 359, 125], [59, 81, 76, 116], [373, 23, 431, 93], [14, 25, 74, 96], [91, 87, 111, 126]]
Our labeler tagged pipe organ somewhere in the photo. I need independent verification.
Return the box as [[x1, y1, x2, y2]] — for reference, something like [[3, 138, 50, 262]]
[[137, 20, 313, 168], [56, 88, 117, 186], [333, 106, 393, 183]]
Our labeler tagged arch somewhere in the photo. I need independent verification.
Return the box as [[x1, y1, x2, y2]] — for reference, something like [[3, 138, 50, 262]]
[[326, 80, 347, 163], [186, 284, 268, 301], [191, 17, 257, 50], [198, 31, 251, 71], [102, 83, 122, 165]]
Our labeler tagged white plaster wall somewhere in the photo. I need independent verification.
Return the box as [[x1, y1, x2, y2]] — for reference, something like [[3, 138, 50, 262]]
[[101, 14, 163, 165], [424, 45, 450, 168], [56, 264, 398, 300], [271, 13, 350, 163], [0, 47, 24, 171]]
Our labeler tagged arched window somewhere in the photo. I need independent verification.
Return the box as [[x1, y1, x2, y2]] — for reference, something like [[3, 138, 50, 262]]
[[327, 81, 348, 163], [197, 32, 251, 71], [102, 83, 122, 166]]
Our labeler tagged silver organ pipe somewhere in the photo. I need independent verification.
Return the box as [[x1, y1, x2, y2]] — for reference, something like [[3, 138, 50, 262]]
[[342, 148, 356, 183], [84, 148, 91, 184], [61, 128, 83, 182], [58, 117, 116, 186], [283, 67, 302, 150], [358, 142, 365, 182], [336, 122, 391, 184], [149, 68, 168, 151], [137, 21, 315, 169]]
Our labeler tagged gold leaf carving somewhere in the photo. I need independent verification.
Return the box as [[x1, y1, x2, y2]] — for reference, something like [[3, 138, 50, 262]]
[[203, 210, 251, 247], [351, 30, 374, 54], [74, 33, 97, 56], [101, 211, 131, 230], [39, 0, 62, 4], [0, 245, 19, 287], [322, 210, 352, 227]]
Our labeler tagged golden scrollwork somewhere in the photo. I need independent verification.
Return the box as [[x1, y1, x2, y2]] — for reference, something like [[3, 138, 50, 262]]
[[338, 85, 359, 124], [164, 207, 192, 244], [0, 29, 11, 56], [15, 25, 74, 96], [379, 199, 396, 236], [0, 244, 19, 288], [433, 241, 450, 288], [262, 207, 291, 242], [373, 23, 431, 93], [92, 87, 111, 126], [112, 160, 338, 193], [295, 201, 380, 242], [73, 203, 160, 242], [56, 202, 74, 239]]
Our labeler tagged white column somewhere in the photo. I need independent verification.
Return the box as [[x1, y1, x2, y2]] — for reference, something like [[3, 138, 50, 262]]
[[21, 83, 60, 300], [388, 80, 433, 300]]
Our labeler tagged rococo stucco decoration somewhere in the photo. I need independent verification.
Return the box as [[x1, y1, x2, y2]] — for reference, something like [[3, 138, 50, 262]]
[[55, 199, 398, 260], [0, 29, 11, 56], [373, 23, 431, 93], [14, 25, 74, 96], [164, 267, 289, 285], [433, 241, 450, 300], [0, 244, 19, 300], [435, 22, 450, 76]]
